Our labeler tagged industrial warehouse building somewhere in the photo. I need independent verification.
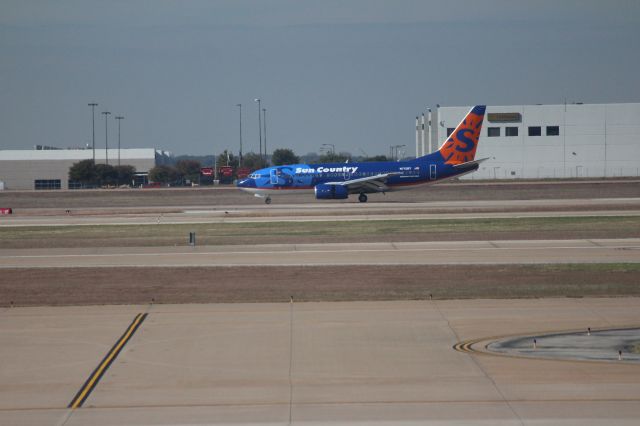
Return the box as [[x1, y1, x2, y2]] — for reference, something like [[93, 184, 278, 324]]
[[0, 148, 171, 190], [434, 102, 640, 179]]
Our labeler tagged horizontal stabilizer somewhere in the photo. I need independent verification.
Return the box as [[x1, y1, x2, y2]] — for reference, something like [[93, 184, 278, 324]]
[[452, 157, 490, 170]]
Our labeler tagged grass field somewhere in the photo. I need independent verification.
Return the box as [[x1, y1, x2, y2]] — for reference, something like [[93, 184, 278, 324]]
[[2, 215, 639, 248]]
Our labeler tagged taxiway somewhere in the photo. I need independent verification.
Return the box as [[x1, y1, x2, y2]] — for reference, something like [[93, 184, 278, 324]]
[[1, 238, 639, 268], [1, 299, 639, 425]]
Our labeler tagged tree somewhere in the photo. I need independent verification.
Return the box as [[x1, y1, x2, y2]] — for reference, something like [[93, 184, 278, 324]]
[[68, 159, 98, 186], [241, 152, 268, 171], [271, 148, 300, 166], [114, 165, 136, 186], [176, 159, 201, 184], [94, 164, 118, 186], [299, 152, 320, 164], [148, 165, 178, 184], [216, 150, 239, 169], [318, 151, 350, 163], [362, 155, 389, 162]]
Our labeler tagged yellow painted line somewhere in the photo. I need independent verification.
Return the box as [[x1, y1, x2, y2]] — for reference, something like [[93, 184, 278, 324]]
[[453, 338, 483, 354], [68, 313, 147, 409]]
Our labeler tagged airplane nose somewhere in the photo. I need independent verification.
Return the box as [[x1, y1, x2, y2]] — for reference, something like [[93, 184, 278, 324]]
[[237, 178, 256, 188]]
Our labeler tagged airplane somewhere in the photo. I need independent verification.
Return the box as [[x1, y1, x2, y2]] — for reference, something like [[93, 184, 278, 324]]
[[237, 105, 487, 204]]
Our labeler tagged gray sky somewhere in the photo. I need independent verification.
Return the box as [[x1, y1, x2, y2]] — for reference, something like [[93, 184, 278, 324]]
[[1, 0, 639, 156]]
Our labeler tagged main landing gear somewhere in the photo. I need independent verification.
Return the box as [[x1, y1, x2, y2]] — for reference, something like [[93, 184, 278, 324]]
[[358, 193, 368, 203], [265, 196, 272, 205]]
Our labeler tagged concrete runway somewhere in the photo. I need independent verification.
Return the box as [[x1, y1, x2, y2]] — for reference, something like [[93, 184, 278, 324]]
[[2, 197, 640, 226], [1, 238, 639, 268], [1, 299, 639, 425]]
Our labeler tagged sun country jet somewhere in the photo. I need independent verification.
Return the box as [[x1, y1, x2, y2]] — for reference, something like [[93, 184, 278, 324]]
[[237, 105, 487, 204]]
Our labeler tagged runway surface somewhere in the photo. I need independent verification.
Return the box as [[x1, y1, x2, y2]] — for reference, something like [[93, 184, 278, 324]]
[[1, 238, 639, 268], [2, 197, 640, 226], [2, 299, 639, 425]]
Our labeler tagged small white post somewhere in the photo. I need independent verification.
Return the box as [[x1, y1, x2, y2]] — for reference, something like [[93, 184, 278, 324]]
[[533, 339, 537, 350]]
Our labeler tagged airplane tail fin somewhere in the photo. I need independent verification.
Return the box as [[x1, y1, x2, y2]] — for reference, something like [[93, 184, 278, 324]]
[[438, 105, 486, 165]]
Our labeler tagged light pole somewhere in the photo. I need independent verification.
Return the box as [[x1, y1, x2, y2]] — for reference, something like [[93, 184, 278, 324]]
[[88, 103, 98, 163], [115, 116, 124, 167], [102, 111, 111, 165], [322, 143, 335, 154], [398, 144, 406, 160], [254, 98, 262, 160], [236, 104, 243, 168], [390, 144, 405, 161], [262, 107, 267, 162]]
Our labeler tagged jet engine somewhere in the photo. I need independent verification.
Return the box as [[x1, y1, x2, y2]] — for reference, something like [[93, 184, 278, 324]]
[[314, 184, 348, 200]]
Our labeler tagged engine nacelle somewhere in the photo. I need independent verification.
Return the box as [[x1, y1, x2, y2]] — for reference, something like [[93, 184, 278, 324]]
[[314, 183, 349, 200]]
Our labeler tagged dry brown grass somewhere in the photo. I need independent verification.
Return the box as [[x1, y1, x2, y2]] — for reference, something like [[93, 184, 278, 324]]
[[2, 264, 639, 307]]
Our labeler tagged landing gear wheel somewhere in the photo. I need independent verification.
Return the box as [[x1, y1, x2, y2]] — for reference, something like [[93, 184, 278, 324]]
[[358, 193, 368, 203], [265, 197, 272, 205]]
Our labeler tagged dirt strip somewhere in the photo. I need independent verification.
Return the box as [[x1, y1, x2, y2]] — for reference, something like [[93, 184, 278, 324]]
[[2, 264, 639, 306]]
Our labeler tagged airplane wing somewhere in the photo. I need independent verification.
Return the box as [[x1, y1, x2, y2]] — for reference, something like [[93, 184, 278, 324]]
[[325, 172, 402, 193]]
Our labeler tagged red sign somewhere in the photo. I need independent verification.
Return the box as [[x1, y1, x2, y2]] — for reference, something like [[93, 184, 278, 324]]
[[200, 167, 214, 176], [219, 166, 234, 177], [236, 167, 251, 179], [0, 208, 12, 215]]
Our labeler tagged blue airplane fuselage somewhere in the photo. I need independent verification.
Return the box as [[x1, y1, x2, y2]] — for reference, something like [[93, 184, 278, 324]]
[[237, 105, 486, 203], [236, 151, 479, 198]]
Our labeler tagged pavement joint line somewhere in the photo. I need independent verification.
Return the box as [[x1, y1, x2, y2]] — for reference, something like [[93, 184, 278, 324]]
[[67, 313, 148, 410], [573, 298, 614, 328], [6, 397, 640, 413], [432, 300, 525, 425], [8, 397, 640, 412], [288, 298, 294, 425]]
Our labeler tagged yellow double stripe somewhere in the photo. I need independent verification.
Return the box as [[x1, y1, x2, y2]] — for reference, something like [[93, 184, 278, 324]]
[[68, 313, 147, 409]]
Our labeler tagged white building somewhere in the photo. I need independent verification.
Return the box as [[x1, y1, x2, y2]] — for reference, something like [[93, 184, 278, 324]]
[[0, 148, 171, 190], [436, 103, 640, 179]]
